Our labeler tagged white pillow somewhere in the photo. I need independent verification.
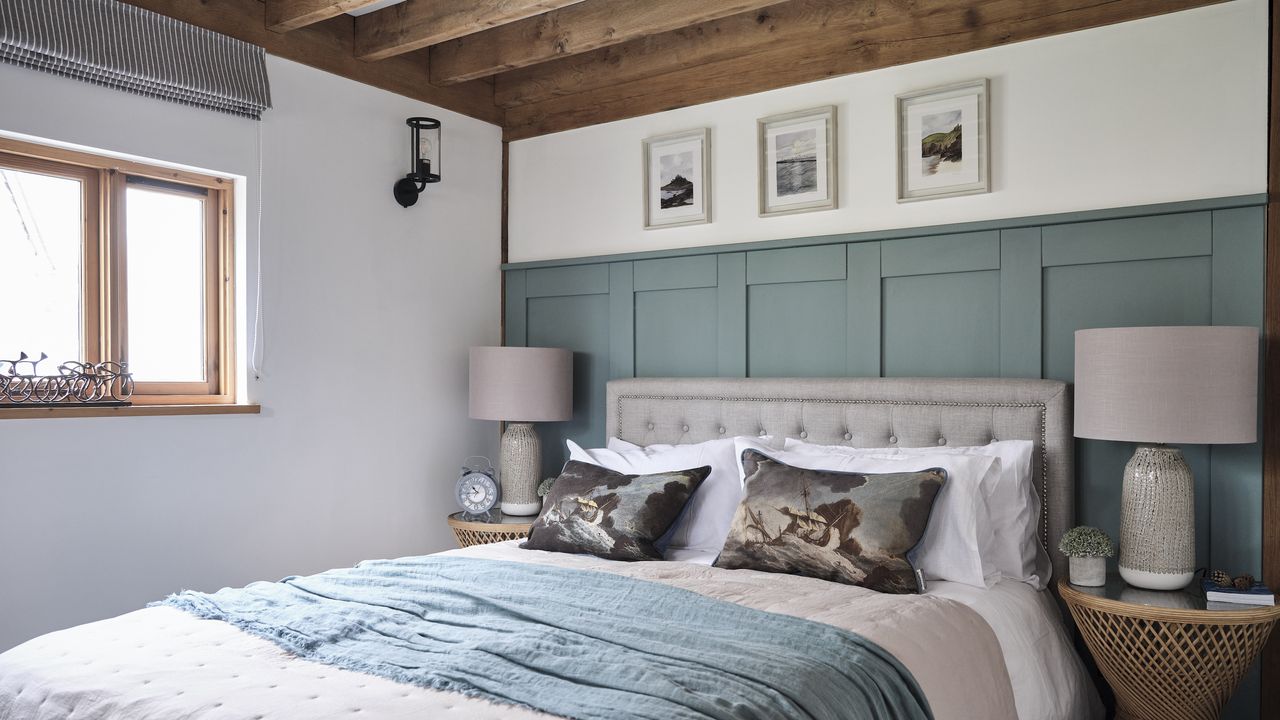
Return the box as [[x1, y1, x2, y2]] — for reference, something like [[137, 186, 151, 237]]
[[783, 438, 1049, 589], [736, 437, 999, 589], [566, 436, 771, 563]]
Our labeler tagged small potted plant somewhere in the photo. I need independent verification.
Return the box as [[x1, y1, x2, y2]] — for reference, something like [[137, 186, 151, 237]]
[[1058, 526, 1113, 587], [537, 477, 556, 510]]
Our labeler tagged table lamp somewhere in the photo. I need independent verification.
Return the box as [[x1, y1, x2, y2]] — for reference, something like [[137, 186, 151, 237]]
[[1074, 326, 1258, 590], [469, 346, 573, 516]]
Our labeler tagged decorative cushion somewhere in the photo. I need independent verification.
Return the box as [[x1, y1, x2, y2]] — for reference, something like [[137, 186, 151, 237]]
[[524, 460, 710, 561], [714, 450, 946, 594], [567, 436, 782, 562]]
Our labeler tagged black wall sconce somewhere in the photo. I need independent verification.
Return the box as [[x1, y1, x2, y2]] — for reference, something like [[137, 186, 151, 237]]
[[393, 117, 441, 208]]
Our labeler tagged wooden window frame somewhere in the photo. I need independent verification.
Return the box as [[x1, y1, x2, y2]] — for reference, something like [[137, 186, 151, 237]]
[[0, 136, 236, 406]]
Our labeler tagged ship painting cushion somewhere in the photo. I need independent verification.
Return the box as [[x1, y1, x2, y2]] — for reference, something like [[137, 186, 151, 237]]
[[715, 450, 946, 594], [525, 460, 711, 561]]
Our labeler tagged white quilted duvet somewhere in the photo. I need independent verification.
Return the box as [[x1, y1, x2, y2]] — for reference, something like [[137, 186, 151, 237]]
[[0, 542, 1100, 720]]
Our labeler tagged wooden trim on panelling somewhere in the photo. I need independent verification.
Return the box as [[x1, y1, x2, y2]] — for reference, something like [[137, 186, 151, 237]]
[[118, 0, 502, 126], [501, 194, 1267, 271], [1260, 0, 1280, 714]]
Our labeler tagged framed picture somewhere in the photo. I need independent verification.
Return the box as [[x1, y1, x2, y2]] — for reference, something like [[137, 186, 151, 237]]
[[896, 79, 989, 202], [643, 128, 711, 229], [758, 105, 837, 217]]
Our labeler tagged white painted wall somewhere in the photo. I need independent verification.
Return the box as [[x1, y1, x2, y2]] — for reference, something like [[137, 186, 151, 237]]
[[0, 56, 502, 651], [508, 0, 1269, 263]]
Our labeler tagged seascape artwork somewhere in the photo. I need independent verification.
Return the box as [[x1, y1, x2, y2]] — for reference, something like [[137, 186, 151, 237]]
[[716, 451, 944, 593], [897, 79, 986, 201], [773, 128, 818, 197], [525, 460, 708, 560], [644, 129, 709, 228], [920, 109, 962, 175], [658, 150, 695, 209]]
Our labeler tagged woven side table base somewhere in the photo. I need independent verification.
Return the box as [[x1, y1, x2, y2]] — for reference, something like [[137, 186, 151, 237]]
[[447, 513, 533, 548], [1060, 580, 1280, 720]]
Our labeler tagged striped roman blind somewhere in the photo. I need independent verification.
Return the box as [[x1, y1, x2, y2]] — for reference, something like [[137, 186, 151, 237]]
[[0, 0, 271, 119]]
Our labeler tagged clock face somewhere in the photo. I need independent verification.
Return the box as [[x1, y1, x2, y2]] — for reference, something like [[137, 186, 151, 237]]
[[457, 471, 498, 514]]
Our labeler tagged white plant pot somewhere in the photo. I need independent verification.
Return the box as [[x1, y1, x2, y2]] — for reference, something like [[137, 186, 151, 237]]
[[1069, 556, 1106, 587]]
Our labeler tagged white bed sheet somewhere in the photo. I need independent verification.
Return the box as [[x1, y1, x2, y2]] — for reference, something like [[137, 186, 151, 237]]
[[927, 580, 1103, 720]]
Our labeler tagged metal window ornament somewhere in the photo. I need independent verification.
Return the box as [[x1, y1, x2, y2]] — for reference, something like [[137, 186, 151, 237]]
[[393, 117, 441, 208]]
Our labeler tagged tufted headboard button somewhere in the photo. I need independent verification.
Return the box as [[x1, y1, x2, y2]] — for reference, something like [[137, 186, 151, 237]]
[[647, 422, 654, 430], [681, 424, 689, 433], [889, 435, 898, 444], [843, 432, 852, 441], [718, 426, 726, 434], [758, 429, 767, 437], [799, 431, 808, 439], [938, 437, 947, 446]]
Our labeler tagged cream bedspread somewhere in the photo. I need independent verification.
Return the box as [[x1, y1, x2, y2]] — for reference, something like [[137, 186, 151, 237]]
[[0, 542, 1018, 720]]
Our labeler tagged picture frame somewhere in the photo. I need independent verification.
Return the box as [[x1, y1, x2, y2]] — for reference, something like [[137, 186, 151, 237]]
[[758, 105, 838, 217], [643, 128, 711, 229], [896, 78, 989, 202]]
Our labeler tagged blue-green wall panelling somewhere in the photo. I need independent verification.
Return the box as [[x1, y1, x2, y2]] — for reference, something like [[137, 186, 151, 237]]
[[747, 280, 848, 377], [998, 229, 1042, 378], [1208, 207, 1266, 574], [1041, 212, 1211, 267], [882, 270, 1001, 378], [526, 264, 610, 297], [608, 263, 635, 380], [880, 231, 999, 278], [506, 202, 1267, 685], [846, 242, 881, 377], [716, 254, 747, 376], [633, 255, 717, 292], [1207, 206, 1266, 720], [1042, 255, 1214, 567], [526, 287, 611, 478], [635, 287, 719, 377], [504, 269, 527, 346], [746, 244, 846, 285]]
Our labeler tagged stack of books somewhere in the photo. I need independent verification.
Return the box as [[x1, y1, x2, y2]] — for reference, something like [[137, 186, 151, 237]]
[[1202, 579, 1275, 607]]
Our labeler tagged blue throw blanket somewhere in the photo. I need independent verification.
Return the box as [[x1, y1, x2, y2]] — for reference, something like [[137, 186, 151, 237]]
[[158, 556, 932, 720]]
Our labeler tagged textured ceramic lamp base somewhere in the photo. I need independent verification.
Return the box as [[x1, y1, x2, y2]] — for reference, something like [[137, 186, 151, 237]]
[[500, 422, 542, 516], [1119, 445, 1195, 591]]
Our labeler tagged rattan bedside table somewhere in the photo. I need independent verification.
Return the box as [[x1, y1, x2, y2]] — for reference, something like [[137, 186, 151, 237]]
[[447, 511, 533, 548], [1059, 576, 1280, 720]]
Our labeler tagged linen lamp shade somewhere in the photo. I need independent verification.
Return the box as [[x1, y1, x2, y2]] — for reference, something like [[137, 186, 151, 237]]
[[468, 347, 572, 423], [1074, 326, 1257, 445], [468, 346, 572, 516], [1072, 325, 1258, 590]]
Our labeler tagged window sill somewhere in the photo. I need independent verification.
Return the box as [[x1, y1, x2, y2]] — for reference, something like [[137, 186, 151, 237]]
[[0, 404, 261, 420]]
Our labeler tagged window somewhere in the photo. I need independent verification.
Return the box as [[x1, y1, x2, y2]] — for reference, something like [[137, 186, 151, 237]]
[[0, 137, 235, 405]]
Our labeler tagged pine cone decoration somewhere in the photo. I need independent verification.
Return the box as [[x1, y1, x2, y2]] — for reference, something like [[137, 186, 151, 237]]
[[1209, 569, 1233, 587], [1234, 574, 1256, 590]]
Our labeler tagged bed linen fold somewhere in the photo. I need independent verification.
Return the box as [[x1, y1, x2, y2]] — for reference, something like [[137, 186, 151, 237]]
[[156, 556, 932, 720]]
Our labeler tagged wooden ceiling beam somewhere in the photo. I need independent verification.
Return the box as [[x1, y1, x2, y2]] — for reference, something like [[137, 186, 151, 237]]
[[429, 0, 788, 86], [265, 0, 385, 33], [119, 0, 502, 125], [354, 0, 587, 62], [502, 0, 1226, 140]]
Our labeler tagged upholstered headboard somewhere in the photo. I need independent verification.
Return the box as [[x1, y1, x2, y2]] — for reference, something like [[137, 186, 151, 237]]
[[606, 377, 1074, 580]]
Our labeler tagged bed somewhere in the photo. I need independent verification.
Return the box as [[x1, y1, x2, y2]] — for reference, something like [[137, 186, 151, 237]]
[[0, 377, 1102, 720]]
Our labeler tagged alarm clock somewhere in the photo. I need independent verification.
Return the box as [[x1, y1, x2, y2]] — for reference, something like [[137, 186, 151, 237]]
[[456, 457, 499, 519]]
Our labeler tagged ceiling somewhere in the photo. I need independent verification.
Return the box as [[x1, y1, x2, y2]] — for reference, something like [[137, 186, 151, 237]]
[[124, 0, 1225, 141]]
